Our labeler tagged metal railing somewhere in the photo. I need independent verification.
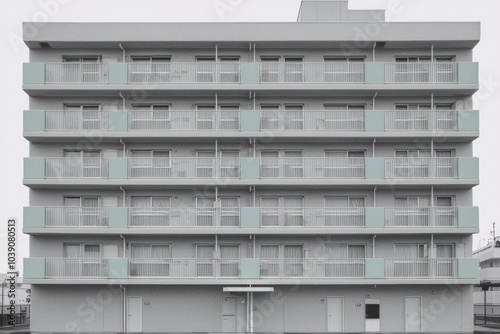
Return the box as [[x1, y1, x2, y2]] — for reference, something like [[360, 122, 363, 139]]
[[45, 110, 109, 132], [45, 207, 109, 227], [261, 110, 364, 131], [128, 110, 240, 131], [45, 63, 109, 83], [129, 207, 240, 227], [385, 110, 459, 131], [260, 62, 365, 83], [129, 259, 240, 278], [385, 207, 458, 227], [45, 258, 109, 278], [260, 258, 365, 278], [384, 157, 458, 178], [260, 157, 365, 178], [385, 258, 457, 278], [127, 62, 240, 83], [128, 157, 240, 178], [260, 207, 365, 227], [385, 62, 458, 83], [45, 158, 109, 178]]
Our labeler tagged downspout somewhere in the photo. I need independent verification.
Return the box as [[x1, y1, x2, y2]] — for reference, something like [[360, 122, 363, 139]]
[[120, 140, 126, 158], [120, 186, 126, 207], [121, 285, 126, 333], [119, 43, 126, 63], [119, 92, 126, 110], [372, 235, 377, 258], [372, 42, 377, 62], [373, 187, 377, 207], [372, 92, 377, 110], [431, 44, 434, 62], [120, 234, 126, 258], [372, 138, 376, 158]]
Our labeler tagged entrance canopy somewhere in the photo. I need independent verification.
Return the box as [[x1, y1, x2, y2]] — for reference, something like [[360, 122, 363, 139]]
[[223, 287, 274, 292]]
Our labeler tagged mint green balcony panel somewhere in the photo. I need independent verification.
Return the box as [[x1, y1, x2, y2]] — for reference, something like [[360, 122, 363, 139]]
[[458, 158, 479, 179], [24, 158, 45, 179], [108, 258, 129, 279], [458, 110, 479, 132], [241, 110, 260, 131], [241, 259, 260, 279], [24, 207, 46, 228], [365, 110, 384, 132], [24, 110, 45, 131], [458, 63, 479, 84], [109, 207, 129, 228], [241, 158, 260, 179], [240, 63, 260, 84], [23, 63, 45, 84], [365, 158, 384, 179], [457, 258, 479, 279], [108, 63, 128, 84], [365, 258, 384, 279], [241, 207, 260, 228], [458, 207, 479, 228], [365, 208, 384, 228], [365, 63, 385, 84], [108, 110, 128, 132], [24, 258, 45, 279], [109, 158, 128, 179]]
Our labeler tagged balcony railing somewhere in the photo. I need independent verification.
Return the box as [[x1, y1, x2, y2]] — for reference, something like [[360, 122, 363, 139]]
[[260, 110, 364, 131], [260, 62, 365, 83], [45, 63, 109, 84], [45, 110, 109, 131], [45, 258, 109, 278], [260, 207, 364, 227], [384, 62, 458, 84], [385, 258, 457, 278], [260, 157, 365, 178], [45, 207, 109, 227], [129, 258, 240, 278], [129, 207, 239, 227], [260, 258, 365, 278], [385, 207, 458, 227], [384, 157, 458, 178], [127, 62, 240, 83], [45, 158, 109, 178], [384, 110, 459, 131]]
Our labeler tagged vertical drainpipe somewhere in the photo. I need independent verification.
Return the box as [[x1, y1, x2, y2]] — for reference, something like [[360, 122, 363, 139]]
[[119, 43, 126, 63], [372, 42, 377, 62], [121, 285, 126, 333], [372, 235, 377, 258], [373, 187, 377, 207]]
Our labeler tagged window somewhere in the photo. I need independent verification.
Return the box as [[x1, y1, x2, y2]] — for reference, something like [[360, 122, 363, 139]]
[[323, 105, 365, 131], [393, 149, 431, 178], [435, 244, 454, 277], [260, 56, 280, 82], [260, 196, 304, 227], [324, 244, 366, 277], [219, 244, 240, 277], [394, 196, 431, 227], [56, 104, 102, 131], [435, 196, 456, 227], [219, 105, 240, 130], [324, 150, 365, 178], [219, 56, 240, 83], [284, 105, 304, 130], [196, 56, 216, 82], [63, 197, 101, 227], [260, 104, 304, 131], [260, 105, 280, 130], [62, 150, 103, 178], [284, 57, 304, 82], [260, 150, 303, 178], [324, 57, 364, 82], [62, 56, 103, 83], [130, 105, 170, 131], [130, 244, 171, 277], [324, 197, 365, 227], [392, 104, 455, 131], [393, 56, 455, 83], [196, 245, 215, 277], [196, 151, 216, 178], [130, 197, 171, 227], [196, 197, 215, 226], [130, 56, 171, 83], [62, 243, 102, 277], [196, 105, 215, 130], [220, 197, 240, 227], [130, 150, 171, 178], [220, 151, 240, 178], [260, 244, 303, 277], [393, 244, 429, 277]]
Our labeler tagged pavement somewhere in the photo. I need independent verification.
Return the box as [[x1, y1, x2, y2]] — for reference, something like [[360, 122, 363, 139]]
[[475, 324, 500, 333]]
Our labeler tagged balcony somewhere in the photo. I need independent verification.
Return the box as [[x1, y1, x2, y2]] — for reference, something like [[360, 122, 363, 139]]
[[479, 267, 500, 281], [23, 157, 480, 188], [23, 62, 478, 90], [24, 257, 478, 281], [24, 110, 479, 143], [23, 206, 478, 232]]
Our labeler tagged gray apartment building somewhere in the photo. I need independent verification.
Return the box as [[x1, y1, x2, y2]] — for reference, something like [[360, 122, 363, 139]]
[[22, 0, 480, 332]]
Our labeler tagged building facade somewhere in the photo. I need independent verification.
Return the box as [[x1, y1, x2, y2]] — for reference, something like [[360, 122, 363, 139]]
[[22, 0, 480, 332], [473, 239, 500, 319]]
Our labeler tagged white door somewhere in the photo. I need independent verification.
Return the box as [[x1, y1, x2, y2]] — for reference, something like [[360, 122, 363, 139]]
[[222, 297, 247, 332], [126, 296, 142, 332], [405, 297, 422, 332], [365, 299, 380, 332], [327, 297, 343, 332]]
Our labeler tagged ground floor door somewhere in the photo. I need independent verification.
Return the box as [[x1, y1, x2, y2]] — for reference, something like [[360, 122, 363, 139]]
[[327, 297, 343, 332], [222, 296, 246, 332], [126, 296, 142, 332], [405, 296, 422, 332], [365, 299, 381, 332]]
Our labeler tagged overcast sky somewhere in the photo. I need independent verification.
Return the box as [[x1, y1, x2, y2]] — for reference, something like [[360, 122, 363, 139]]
[[1, 0, 499, 275]]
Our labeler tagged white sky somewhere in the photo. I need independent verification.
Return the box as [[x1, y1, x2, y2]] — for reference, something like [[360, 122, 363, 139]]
[[1, 0, 499, 275]]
